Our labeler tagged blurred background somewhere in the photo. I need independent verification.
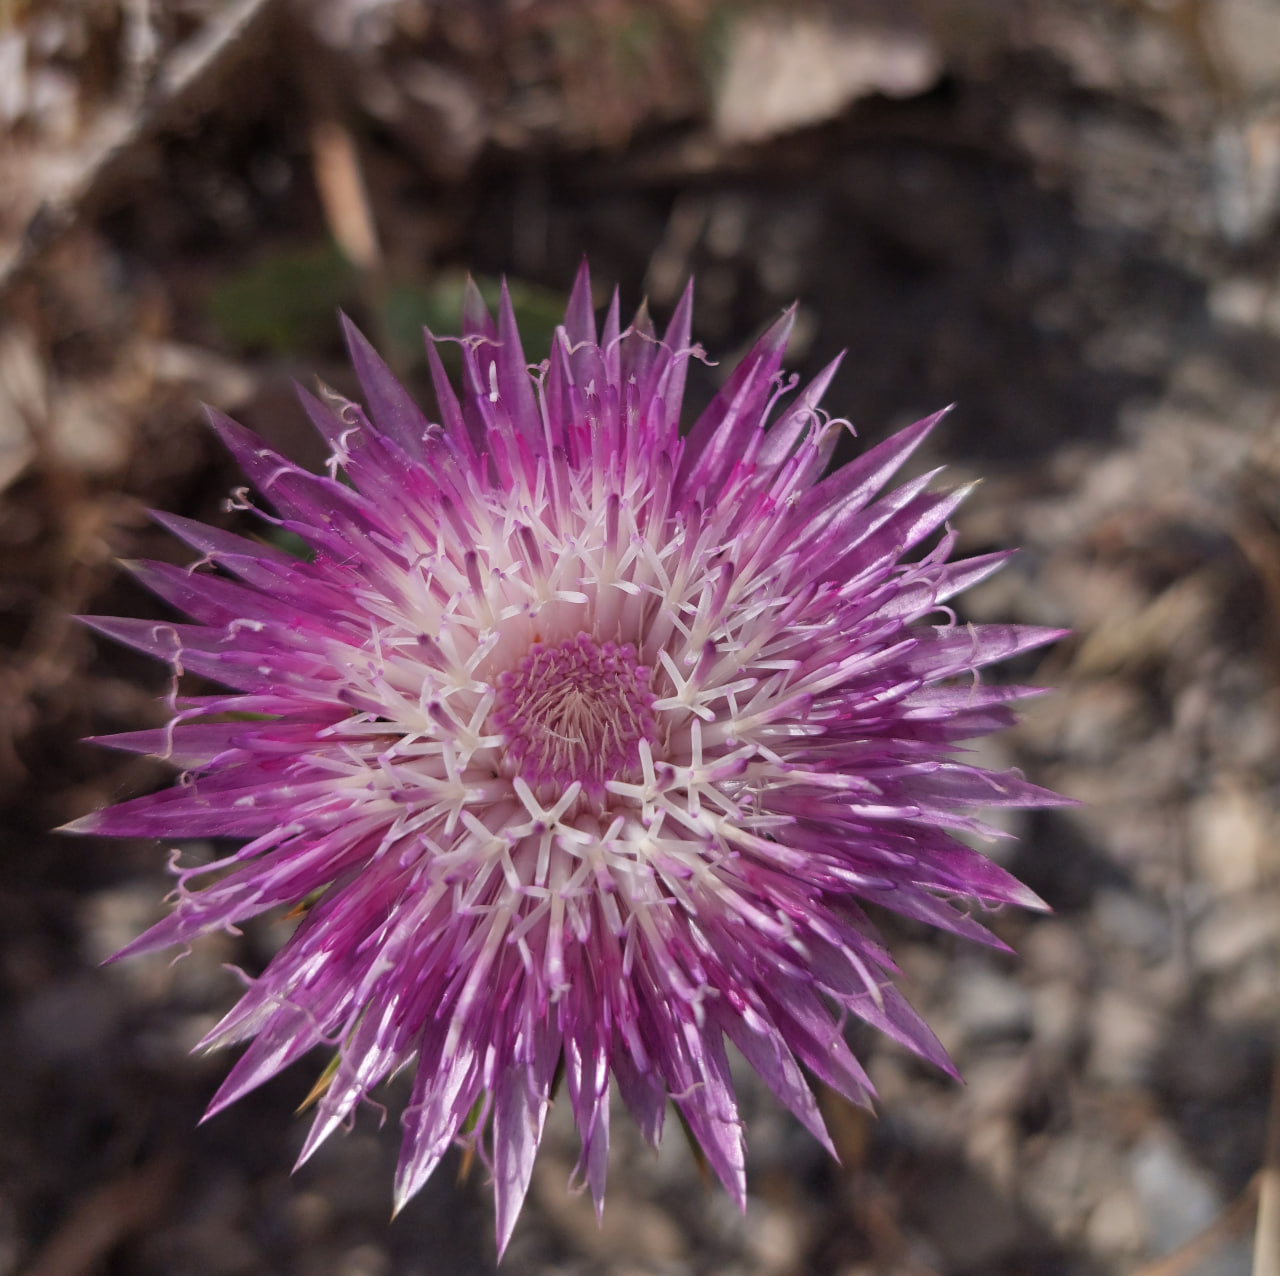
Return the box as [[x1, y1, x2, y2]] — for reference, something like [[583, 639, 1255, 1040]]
[[2, 1, 1280, 1273]]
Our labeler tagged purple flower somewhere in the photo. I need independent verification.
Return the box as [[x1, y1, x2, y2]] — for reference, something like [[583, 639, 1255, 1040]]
[[73, 264, 1064, 1253]]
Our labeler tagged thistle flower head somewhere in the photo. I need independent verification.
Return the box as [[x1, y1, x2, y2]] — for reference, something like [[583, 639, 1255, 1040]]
[[75, 264, 1064, 1254]]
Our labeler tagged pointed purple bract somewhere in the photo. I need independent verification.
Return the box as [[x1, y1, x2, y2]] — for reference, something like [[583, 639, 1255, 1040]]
[[76, 267, 1067, 1255]]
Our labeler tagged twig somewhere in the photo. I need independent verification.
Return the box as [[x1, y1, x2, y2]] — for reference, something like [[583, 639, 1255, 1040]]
[[1254, 1013, 1280, 1276], [0, 0, 279, 295], [289, 9, 392, 354]]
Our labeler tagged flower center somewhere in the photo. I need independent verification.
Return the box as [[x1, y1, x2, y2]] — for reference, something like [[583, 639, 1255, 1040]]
[[492, 633, 656, 803]]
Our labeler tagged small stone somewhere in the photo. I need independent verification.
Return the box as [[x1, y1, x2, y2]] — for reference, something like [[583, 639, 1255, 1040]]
[[1210, 277, 1272, 329], [334, 1245, 390, 1276], [1023, 920, 1092, 984], [1188, 780, 1271, 894], [950, 962, 1033, 1047], [1131, 1128, 1252, 1274], [1212, 0, 1280, 96], [46, 381, 134, 476], [744, 1198, 806, 1273], [1032, 979, 1086, 1055], [964, 1054, 1032, 1118], [1088, 988, 1163, 1087], [1093, 888, 1171, 963], [1056, 679, 1151, 763], [1192, 889, 1280, 972], [1086, 1186, 1146, 1257], [285, 1191, 333, 1242], [1211, 110, 1280, 243], [714, 11, 941, 143], [1023, 1131, 1124, 1242], [966, 1115, 1020, 1197], [0, 326, 41, 492]]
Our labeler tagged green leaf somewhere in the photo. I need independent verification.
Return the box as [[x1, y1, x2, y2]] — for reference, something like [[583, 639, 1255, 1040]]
[[208, 242, 356, 356], [382, 272, 568, 369]]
